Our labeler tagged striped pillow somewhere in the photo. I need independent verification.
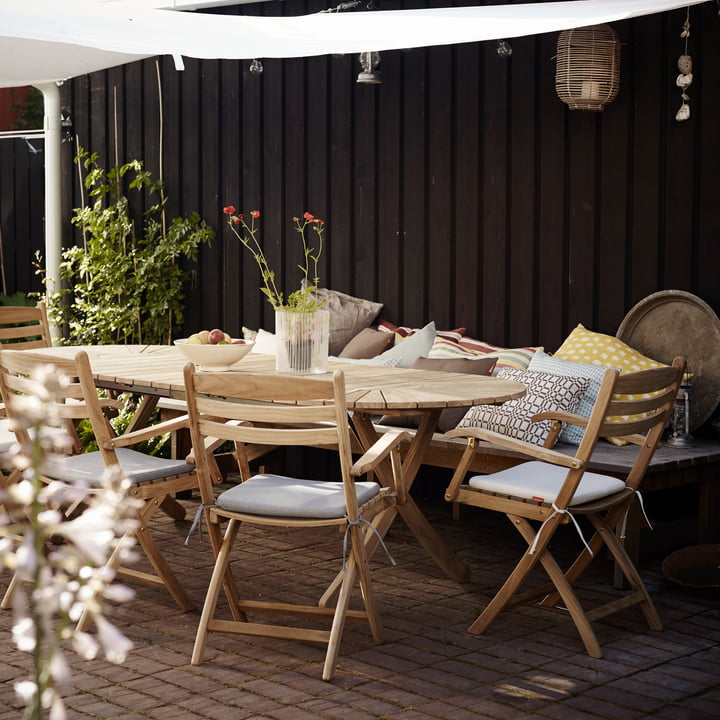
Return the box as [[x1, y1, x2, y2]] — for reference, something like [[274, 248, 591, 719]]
[[427, 337, 541, 374], [378, 320, 466, 345]]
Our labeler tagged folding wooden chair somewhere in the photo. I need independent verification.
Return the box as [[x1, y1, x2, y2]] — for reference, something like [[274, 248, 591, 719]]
[[183, 364, 408, 681], [0, 348, 199, 625], [444, 357, 685, 657], [0, 302, 80, 455]]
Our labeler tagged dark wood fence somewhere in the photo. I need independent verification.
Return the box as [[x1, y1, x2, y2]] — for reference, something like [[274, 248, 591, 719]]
[[15, 1, 720, 354], [0, 134, 46, 297]]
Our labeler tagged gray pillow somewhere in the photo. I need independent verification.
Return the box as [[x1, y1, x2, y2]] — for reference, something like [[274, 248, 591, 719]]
[[377, 321, 436, 369], [313, 288, 383, 355]]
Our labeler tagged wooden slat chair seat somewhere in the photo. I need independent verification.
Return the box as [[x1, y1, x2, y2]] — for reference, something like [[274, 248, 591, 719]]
[[0, 348, 200, 627], [183, 365, 409, 681], [444, 357, 685, 658]]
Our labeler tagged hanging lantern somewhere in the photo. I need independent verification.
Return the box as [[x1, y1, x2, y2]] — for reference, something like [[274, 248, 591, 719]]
[[555, 24, 621, 111]]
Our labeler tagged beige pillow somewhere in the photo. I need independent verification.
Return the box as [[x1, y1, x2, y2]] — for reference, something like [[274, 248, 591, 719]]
[[377, 355, 497, 433], [338, 328, 393, 358]]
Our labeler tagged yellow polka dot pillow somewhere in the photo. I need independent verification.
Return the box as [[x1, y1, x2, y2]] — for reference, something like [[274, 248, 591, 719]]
[[554, 324, 667, 445]]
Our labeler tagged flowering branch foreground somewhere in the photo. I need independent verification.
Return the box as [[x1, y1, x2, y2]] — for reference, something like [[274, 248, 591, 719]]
[[223, 207, 326, 312], [0, 365, 140, 720]]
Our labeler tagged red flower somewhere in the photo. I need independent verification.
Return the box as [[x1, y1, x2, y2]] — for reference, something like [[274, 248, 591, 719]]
[[315, 219, 324, 225], [232, 216, 242, 225], [303, 212, 315, 221], [223, 206, 235, 215], [251, 210, 260, 218]]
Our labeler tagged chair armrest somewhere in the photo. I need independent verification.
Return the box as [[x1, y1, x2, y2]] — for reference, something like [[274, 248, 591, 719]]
[[104, 414, 190, 448], [445, 426, 584, 469], [533, 410, 589, 427], [350, 429, 412, 476]]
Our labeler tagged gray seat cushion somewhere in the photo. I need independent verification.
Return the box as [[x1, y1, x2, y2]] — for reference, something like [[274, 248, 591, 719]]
[[468, 461, 626, 507], [217, 474, 380, 519], [44, 447, 194, 485]]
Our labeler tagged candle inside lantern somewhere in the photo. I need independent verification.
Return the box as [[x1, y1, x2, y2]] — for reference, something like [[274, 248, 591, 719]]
[[580, 80, 601, 100]]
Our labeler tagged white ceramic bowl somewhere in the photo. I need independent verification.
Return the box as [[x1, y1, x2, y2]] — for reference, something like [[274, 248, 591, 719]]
[[174, 339, 254, 369]]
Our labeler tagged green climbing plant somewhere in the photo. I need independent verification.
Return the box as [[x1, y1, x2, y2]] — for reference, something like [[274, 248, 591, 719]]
[[44, 148, 214, 345]]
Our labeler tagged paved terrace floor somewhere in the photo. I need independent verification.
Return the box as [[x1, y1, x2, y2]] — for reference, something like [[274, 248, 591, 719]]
[[1, 478, 718, 720]]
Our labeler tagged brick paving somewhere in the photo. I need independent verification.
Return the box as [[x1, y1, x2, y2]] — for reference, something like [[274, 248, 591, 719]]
[[1, 479, 718, 720]]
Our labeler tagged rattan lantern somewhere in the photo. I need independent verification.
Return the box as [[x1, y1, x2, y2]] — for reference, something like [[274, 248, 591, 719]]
[[555, 24, 620, 111]]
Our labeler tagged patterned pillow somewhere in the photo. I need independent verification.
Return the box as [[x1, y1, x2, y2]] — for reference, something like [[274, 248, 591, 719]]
[[377, 320, 466, 345], [457, 368, 590, 446], [554, 324, 665, 372], [528, 350, 608, 445], [427, 337, 540, 374], [554, 324, 667, 445]]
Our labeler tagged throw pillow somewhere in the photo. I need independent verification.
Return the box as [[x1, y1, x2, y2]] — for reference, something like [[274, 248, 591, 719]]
[[528, 350, 608, 445], [554, 324, 668, 445], [458, 336, 539, 355], [377, 319, 466, 345], [249, 328, 276, 355], [457, 368, 590, 447], [338, 327, 393, 358], [330, 355, 401, 367], [377, 321, 436, 368], [377, 355, 497, 432], [313, 288, 383, 355], [427, 336, 541, 374]]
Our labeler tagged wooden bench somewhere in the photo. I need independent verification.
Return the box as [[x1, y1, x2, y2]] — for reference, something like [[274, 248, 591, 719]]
[[373, 423, 720, 574]]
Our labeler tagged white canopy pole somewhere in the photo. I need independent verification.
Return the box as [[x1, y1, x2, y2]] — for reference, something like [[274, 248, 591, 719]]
[[33, 81, 62, 342]]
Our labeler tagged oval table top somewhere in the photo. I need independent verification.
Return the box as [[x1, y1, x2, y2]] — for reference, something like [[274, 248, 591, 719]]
[[20, 344, 526, 412]]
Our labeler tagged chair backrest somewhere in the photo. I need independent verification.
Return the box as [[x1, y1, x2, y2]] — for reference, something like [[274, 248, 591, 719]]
[[0, 302, 52, 350], [183, 365, 361, 519], [0, 349, 118, 459], [558, 357, 685, 506]]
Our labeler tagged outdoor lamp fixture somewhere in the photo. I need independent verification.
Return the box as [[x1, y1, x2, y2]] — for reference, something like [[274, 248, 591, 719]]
[[249, 59, 263, 74], [667, 373, 695, 447], [496, 39, 512, 58], [357, 51, 381, 84], [555, 24, 620, 111]]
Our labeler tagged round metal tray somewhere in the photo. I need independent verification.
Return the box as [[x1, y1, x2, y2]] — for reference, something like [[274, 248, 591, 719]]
[[616, 290, 720, 431]]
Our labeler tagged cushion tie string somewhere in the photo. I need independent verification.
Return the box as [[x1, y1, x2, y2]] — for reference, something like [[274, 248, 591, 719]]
[[529, 502, 594, 558], [343, 514, 396, 570], [184, 503, 216, 546], [619, 490, 652, 540]]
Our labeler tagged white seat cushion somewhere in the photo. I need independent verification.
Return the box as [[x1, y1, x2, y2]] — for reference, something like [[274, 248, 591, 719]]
[[217, 474, 380, 519], [468, 461, 626, 506], [45, 448, 194, 485]]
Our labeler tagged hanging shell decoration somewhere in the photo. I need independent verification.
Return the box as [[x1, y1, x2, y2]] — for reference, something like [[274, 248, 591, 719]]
[[675, 11, 692, 122]]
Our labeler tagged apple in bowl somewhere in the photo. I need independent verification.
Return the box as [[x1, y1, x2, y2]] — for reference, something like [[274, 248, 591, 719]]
[[174, 333, 254, 369]]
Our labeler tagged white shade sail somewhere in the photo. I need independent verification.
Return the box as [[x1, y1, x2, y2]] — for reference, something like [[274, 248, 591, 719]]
[[0, 0, 708, 87]]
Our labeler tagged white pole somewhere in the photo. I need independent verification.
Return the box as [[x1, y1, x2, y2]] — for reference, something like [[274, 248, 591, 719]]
[[33, 81, 62, 342]]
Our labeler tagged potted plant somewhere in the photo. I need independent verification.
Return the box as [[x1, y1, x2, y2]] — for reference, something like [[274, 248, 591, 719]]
[[223, 207, 329, 374]]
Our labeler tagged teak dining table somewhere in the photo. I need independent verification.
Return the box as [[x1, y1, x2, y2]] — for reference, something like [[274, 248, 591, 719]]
[[24, 344, 526, 582]]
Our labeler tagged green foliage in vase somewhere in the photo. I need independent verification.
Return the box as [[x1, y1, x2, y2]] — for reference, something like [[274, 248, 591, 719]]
[[43, 148, 214, 345]]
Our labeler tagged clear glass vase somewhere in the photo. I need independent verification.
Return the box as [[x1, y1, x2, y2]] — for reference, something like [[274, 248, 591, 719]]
[[274, 308, 329, 374]]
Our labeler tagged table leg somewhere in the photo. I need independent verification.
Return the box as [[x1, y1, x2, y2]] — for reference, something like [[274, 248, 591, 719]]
[[352, 411, 471, 583]]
